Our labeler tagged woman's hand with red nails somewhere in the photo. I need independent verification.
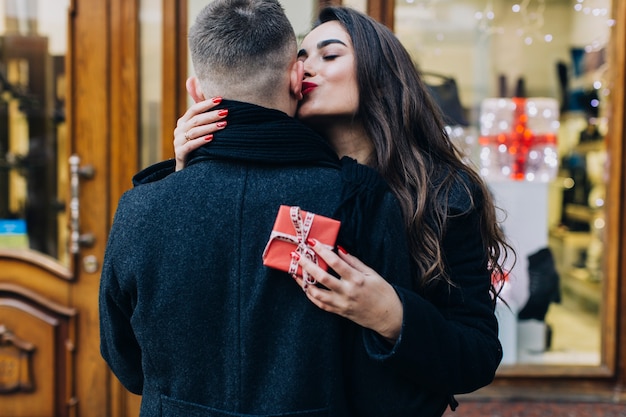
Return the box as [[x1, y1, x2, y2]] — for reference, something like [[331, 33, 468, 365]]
[[174, 97, 228, 171], [295, 240, 403, 343]]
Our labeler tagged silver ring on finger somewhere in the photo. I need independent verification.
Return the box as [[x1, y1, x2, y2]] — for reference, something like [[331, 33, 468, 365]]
[[184, 131, 192, 141]]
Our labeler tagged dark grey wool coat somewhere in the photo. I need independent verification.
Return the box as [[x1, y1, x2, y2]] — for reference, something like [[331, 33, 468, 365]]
[[99, 102, 414, 417]]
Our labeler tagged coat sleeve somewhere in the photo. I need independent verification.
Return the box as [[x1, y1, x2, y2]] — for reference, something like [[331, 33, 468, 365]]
[[99, 197, 145, 395], [361, 202, 503, 395]]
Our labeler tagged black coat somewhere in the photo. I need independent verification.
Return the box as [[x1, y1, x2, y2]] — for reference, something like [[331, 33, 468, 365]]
[[99, 101, 413, 416], [349, 183, 503, 416]]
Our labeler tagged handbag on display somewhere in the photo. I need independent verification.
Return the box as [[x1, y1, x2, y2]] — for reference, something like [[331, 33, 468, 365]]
[[422, 72, 469, 127]]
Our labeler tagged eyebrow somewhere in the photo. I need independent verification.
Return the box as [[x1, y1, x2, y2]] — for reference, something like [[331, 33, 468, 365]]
[[297, 38, 348, 58]]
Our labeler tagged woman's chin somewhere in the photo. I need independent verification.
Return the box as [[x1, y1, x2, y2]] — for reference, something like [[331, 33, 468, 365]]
[[296, 108, 314, 122], [297, 104, 324, 121], [295, 102, 309, 117]]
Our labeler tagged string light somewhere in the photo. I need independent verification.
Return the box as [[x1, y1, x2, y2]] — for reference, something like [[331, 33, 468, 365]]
[[573, 0, 609, 17], [476, 0, 553, 45], [402, 0, 441, 14], [475, 0, 504, 38], [404, 0, 613, 52], [573, 0, 613, 53]]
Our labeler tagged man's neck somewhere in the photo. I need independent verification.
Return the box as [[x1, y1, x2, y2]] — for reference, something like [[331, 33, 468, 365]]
[[205, 86, 297, 117]]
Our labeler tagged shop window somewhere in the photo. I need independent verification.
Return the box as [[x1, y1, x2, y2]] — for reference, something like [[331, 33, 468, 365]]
[[0, 0, 70, 265], [393, 0, 613, 371]]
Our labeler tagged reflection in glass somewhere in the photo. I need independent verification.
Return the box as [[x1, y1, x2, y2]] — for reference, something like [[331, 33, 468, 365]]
[[0, 0, 69, 265], [140, 0, 163, 168], [394, 0, 611, 367]]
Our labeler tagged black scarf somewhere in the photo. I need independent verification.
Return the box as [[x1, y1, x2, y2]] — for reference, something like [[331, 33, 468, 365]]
[[186, 100, 341, 169]]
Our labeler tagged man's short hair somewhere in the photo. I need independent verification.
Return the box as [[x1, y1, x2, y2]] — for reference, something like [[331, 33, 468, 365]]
[[189, 0, 297, 99]]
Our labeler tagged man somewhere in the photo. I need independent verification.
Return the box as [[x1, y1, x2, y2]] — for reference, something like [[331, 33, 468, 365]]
[[99, 1, 410, 416]]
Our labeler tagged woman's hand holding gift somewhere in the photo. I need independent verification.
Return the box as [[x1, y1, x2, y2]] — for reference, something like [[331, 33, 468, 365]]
[[294, 239, 403, 343]]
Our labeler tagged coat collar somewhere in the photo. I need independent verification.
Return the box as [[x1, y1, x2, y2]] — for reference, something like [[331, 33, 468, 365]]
[[187, 100, 341, 169]]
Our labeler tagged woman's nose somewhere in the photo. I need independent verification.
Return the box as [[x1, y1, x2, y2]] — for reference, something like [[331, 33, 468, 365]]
[[303, 64, 315, 78]]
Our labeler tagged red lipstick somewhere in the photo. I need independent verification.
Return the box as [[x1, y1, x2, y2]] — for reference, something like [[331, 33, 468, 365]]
[[301, 82, 318, 95]]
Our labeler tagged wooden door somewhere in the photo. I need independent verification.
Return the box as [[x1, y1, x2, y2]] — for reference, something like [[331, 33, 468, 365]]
[[0, 0, 139, 415]]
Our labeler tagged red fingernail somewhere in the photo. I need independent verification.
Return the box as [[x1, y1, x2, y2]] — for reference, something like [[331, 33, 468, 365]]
[[306, 238, 317, 247], [212, 96, 222, 104], [337, 245, 348, 255], [290, 251, 301, 261], [204, 134, 213, 142], [217, 109, 229, 117], [216, 121, 227, 128]]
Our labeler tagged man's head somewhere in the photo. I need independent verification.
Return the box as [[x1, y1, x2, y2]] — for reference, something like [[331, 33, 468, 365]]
[[187, 0, 303, 115]]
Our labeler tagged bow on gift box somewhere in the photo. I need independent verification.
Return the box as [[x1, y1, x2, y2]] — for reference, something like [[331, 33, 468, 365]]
[[262, 206, 341, 285]]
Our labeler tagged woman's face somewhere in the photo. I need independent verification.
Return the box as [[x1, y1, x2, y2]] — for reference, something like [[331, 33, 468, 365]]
[[296, 21, 359, 123]]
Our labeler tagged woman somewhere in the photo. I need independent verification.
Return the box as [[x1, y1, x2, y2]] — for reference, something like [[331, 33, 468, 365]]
[[167, 6, 512, 416]]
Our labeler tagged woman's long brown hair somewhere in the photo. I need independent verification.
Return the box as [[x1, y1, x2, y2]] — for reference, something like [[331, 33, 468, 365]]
[[316, 7, 514, 301]]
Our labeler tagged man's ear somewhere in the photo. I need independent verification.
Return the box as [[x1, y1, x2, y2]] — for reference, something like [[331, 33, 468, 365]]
[[186, 76, 206, 103], [289, 60, 304, 101]]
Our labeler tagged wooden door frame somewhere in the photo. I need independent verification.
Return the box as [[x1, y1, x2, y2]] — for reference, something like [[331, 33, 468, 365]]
[[68, 0, 140, 415], [67, 0, 110, 414], [366, 0, 394, 31], [606, 0, 626, 394]]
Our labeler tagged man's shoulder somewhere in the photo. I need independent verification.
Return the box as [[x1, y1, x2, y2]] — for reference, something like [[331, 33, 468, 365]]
[[132, 159, 176, 187], [117, 165, 184, 213]]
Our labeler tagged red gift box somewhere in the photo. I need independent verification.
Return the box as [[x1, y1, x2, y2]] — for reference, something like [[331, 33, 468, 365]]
[[262, 205, 341, 281]]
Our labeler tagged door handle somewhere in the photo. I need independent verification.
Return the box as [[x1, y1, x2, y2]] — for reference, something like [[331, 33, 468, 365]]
[[68, 154, 95, 254]]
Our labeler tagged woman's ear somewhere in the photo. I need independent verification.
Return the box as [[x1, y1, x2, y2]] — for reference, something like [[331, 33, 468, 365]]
[[289, 60, 304, 101], [186, 76, 206, 103]]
